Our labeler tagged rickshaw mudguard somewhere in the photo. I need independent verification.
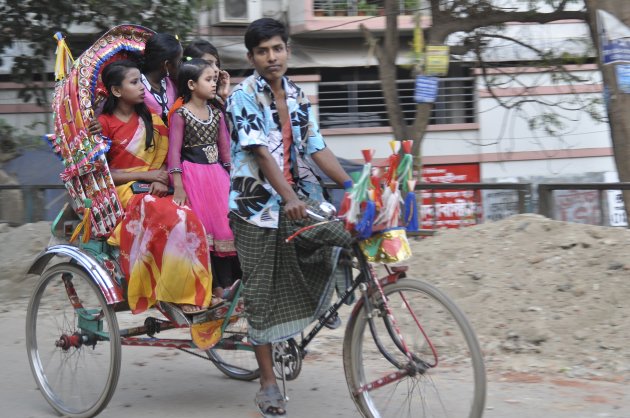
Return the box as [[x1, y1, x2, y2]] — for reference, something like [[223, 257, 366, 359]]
[[28, 244, 124, 305]]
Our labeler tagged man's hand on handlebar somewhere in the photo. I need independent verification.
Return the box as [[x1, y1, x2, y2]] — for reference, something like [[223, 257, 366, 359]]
[[283, 198, 308, 220]]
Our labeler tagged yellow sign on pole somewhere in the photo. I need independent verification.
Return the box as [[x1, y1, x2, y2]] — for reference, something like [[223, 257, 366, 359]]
[[425, 45, 450, 76]]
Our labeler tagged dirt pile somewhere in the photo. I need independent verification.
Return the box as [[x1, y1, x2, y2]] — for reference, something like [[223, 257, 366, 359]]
[[407, 213, 630, 381], [1, 214, 629, 380], [0, 221, 52, 308]]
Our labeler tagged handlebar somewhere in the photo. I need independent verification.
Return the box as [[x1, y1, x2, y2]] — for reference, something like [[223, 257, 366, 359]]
[[305, 201, 337, 222], [285, 201, 340, 243], [305, 208, 328, 222]]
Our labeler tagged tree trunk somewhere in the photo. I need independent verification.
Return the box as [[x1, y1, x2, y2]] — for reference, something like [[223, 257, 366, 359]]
[[585, 1, 630, 225], [361, 0, 431, 172], [411, 103, 432, 172]]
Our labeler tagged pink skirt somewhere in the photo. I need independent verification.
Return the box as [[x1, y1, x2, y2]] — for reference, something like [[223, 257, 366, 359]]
[[181, 160, 236, 256]]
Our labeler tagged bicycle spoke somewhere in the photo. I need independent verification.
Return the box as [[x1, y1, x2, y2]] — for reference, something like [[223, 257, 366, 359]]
[[344, 278, 486, 418], [26, 264, 121, 418]]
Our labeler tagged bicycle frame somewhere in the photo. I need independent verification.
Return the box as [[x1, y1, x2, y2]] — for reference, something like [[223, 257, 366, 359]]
[[296, 242, 406, 355]]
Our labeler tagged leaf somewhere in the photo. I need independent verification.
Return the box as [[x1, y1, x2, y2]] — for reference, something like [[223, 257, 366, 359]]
[[232, 176, 272, 217]]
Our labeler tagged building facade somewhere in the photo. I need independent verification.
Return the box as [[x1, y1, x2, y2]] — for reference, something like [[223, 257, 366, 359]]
[[0, 1, 616, 225]]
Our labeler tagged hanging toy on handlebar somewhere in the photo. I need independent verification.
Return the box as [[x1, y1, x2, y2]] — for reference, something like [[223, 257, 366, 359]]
[[343, 141, 417, 262], [397, 140, 420, 232]]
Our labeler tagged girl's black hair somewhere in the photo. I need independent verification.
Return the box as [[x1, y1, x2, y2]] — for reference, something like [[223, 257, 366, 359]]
[[184, 39, 221, 68], [142, 33, 182, 74], [244, 18, 289, 53], [101, 60, 155, 150], [176, 58, 212, 104]]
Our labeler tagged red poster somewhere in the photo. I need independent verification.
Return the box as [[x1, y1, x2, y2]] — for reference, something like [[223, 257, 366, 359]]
[[420, 164, 481, 229]]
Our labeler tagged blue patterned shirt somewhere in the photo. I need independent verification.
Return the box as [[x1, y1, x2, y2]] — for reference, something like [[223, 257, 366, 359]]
[[226, 72, 326, 228]]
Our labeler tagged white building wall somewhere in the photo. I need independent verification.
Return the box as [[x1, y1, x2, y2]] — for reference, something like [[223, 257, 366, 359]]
[[477, 94, 610, 151], [482, 156, 615, 180]]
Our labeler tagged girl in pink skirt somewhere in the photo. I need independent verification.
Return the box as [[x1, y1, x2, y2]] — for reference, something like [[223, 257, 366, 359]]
[[167, 58, 238, 298]]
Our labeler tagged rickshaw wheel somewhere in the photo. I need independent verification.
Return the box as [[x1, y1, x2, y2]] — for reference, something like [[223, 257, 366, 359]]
[[26, 263, 121, 418]]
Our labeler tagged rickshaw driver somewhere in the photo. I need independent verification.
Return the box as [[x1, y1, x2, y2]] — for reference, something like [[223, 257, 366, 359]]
[[226, 17, 353, 417]]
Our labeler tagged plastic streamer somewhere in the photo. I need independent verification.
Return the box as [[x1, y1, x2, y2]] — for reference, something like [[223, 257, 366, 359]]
[[344, 140, 419, 235], [396, 140, 414, 194], [69, 198, 92, 243], [345, 149, 375, 228], [355, 199, 376, 239], [404, 180, 419, 232], [53, 32, 74, 81]]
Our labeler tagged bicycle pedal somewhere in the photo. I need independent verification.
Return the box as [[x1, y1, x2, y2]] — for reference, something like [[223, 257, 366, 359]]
[[324, 313, 342, 330]]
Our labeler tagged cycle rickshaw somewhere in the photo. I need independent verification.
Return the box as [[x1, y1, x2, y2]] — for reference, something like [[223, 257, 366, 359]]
[[25, 25, 486, 418]]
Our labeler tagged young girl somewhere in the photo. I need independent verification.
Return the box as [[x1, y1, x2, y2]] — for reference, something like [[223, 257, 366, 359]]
[[183, 39, 231, 106], [98, 59, 214, 315], [182, 40, 242, 297], [167, 58, 238, 298]]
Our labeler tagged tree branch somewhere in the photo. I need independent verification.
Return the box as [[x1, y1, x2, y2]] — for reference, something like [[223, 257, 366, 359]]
[[430, 3, 588, 44]]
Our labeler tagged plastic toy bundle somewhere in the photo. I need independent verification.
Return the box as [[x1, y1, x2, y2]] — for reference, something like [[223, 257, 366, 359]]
[[46, 26, 155, 241], [339, 141, 417, 263], [340, 140, 420, 238]]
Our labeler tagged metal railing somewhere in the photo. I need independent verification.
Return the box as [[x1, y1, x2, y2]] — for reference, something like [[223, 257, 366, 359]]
[[318, 77, 476, 129], [4, 182, 630, 228], [313, 0, 419, 16], [0, 184, 66, 225], [538, 183, 630, 226]]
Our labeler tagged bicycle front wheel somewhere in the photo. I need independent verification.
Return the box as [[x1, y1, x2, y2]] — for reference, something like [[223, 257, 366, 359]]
[[343, 278, 486, 418], [207, 316, 260, 381], [25, 263, 121, 418]]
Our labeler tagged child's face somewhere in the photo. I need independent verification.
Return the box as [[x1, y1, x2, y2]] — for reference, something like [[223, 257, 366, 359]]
[[200, 53, 219, 72], [114, 68, 145, 105], [191, 66, 217, 100]]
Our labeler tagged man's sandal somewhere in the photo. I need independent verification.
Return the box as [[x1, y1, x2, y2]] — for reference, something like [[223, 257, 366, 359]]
[[255, 384, 287, 417]]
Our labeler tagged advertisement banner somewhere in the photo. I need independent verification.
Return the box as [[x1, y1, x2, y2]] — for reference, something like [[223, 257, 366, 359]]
[[604, 171, 628, 226], [482, 189, 520, 222], [597, 9, 630, 65], [554, 190, 602, 225], [414, 76, 439, 103], [420, 164, 480, 229], [425, 45, 450, 76]]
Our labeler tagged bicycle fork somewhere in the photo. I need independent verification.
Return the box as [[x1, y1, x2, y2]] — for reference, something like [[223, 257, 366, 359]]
[[356, 266, 435, 394]]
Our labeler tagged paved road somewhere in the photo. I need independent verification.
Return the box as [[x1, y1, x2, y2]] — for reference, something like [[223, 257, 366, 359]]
[[1, 290, 628, 418]]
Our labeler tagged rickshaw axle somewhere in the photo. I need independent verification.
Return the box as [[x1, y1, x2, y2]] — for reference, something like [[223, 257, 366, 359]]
[[55, 332, 96, 350]]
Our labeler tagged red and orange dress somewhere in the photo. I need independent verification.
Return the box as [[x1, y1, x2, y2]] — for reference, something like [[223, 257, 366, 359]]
[[99, 111, 213, 314]]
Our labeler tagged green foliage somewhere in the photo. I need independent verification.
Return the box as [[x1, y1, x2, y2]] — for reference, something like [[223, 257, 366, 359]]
[[358, 1, 378, 15], [0, 0, 198, 103], [0, 119, 17, 155]]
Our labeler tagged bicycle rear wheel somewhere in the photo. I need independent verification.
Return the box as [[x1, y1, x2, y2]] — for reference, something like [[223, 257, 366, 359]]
[[206, 316, 260, 381], [343, 278, 486, 418], [26, 263, 121, 418]]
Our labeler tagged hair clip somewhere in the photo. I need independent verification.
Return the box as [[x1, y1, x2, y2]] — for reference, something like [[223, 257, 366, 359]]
[[184, 56, 192, 62]]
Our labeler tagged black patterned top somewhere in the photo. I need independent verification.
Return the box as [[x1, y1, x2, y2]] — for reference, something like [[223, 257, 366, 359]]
[[176, 105, 220, 164]]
